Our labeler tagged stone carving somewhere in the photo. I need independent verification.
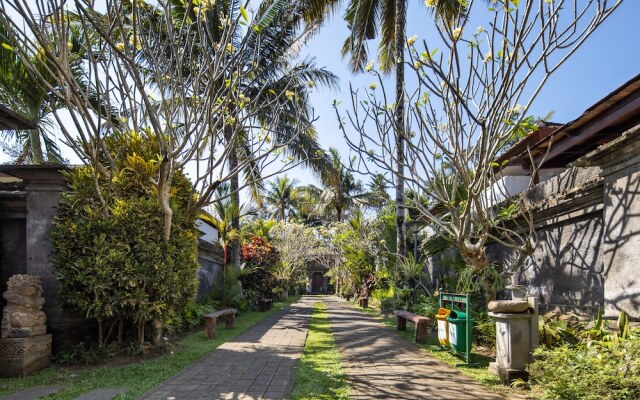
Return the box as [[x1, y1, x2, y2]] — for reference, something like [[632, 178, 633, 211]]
[[0, 274, 52, 377], [1, 274, 47, 338]]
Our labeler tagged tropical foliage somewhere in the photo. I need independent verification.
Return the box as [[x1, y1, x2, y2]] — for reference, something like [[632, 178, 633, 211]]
[[50, 132, 199, 348], [529, 311, 640, 400]]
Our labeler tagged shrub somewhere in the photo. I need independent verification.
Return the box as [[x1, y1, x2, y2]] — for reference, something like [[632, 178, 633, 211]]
[[529, 338, 640, 400], [529, 310, 640, 399], [240, 235, 278, 299], [51, 132, 199, 348]]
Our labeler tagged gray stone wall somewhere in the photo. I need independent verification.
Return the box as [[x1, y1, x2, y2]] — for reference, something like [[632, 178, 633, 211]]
[[582, 125, 640, 318], [196, 240, 224, 300]]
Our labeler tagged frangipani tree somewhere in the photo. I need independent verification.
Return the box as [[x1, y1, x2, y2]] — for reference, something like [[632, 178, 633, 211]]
[[0, 0, 318, 240], [269, 221, 323, 295], [339, 0, 622, 292]]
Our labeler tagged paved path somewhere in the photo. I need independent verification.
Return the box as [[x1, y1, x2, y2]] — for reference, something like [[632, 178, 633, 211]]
[[140, 297, 317, 400], [324, 296, 505, 400]]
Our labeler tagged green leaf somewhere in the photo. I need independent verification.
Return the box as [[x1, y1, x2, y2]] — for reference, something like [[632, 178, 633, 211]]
[[1, 43, 13, 51], [240, 6, 249, 22]]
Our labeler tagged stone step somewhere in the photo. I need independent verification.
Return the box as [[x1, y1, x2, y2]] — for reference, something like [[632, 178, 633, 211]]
[[74, 388, 128, 400], [0, 385, 64, 400]]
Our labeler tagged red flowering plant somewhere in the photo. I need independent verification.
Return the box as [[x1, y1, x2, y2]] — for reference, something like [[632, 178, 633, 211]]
[[240, 235, 279, 300]]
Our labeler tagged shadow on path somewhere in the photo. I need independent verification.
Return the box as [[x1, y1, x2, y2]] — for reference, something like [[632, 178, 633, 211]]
[[139, 297, 319, 400], [325, 296, 505, 400]]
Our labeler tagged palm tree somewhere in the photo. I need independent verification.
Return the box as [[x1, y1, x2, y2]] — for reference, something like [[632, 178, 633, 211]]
[[145, 0, 340, 264], [300, 0, 467, 257], [264, 176, 299, 221], [365, 173, 390, 209], [0, 24, 63, 163], [318, 148, 367, 222], [206, 183, 256, 267], [292, 184, 324, 225]]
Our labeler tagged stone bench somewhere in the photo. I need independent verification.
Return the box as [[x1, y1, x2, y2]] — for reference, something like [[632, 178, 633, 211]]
[[394, 310, 430, 344], [258, 299, 273, 312], [203, 308, 237, 339]]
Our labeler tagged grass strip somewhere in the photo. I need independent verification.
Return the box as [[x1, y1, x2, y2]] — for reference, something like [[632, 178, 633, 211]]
[[292, 301, 349, 400], [356, 302, 526, 399], [0, 295, 301, 399]]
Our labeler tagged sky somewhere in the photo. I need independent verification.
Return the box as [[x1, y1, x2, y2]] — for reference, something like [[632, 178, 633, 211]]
[[288, 0, 640, 188], [2, 0, 639, 200]]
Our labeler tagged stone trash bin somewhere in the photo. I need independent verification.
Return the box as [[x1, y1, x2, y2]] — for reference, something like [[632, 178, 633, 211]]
[[487, 296, 539, 382], [0, 274, 52, 377]]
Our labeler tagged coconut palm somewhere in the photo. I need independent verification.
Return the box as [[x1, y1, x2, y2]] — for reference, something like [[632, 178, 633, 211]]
[[0, 23, 62, 163], [317, 147, 368, 222], [264, 176, 299, 221], [365, 173, 390, 209], [293, 184, 324, 224], [300, 0, 467, 257], [140, 0, 339, 263]]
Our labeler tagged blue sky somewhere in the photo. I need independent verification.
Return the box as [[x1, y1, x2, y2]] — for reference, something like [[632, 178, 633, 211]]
[[287, 0, 640, 188], [2, 1, 638, 198]]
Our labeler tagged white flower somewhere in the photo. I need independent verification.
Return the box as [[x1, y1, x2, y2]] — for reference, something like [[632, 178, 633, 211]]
[[365, 61, 374, 72], [115, 42, 126, 52], [425, 0, 436, 7], [483, 51, 493, 62], [475, 26, 485, 35], [285, 90, 295, 99], [452, 27, 462, 41], [369, 83, 378, 90], [406, 35, 417, 46]]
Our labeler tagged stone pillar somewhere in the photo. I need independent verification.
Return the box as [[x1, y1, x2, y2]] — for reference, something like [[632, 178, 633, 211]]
[[488, 297, 539, 382]]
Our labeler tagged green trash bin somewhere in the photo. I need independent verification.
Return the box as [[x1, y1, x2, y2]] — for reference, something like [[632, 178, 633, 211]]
[[447, 310, 474, 353]]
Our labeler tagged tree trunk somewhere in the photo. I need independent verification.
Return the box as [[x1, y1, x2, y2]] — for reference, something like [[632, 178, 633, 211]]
[[29, 130, 44, 163], [97, 317, 104, 348], [227, 125, 241, 268], [151, 318, 163, 346], [137, 320, 145, 349], [157, 157, 174, 242], [118, 318, 124, 345], [394, 0, 407, 261]]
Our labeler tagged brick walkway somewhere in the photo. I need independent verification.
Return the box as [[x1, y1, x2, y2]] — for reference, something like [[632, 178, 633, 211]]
[[324, 296, 505, 400], [140, 297, 317, 400]]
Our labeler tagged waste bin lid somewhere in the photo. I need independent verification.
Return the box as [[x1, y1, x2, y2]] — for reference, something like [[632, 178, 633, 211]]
[[448, 310, 471, 320]]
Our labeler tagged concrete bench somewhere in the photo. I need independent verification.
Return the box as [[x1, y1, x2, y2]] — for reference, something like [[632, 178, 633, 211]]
[[258, 298, 273, 312], [394, 310, 430, 344], [203, 308, 237, 339]]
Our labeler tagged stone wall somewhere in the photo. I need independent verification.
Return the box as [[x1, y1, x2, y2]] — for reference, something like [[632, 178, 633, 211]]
[[579, 124, 640, 318], [486, 166, 606, 315], [0, 166, 94, 353], [196, 240, 224, 299], [485, 124, 640, 318]]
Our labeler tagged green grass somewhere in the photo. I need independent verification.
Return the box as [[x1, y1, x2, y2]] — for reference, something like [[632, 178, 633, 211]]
[[0, 296, 301, 399], [292, 301, 349, 400], [356, 302, 525, 399]]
